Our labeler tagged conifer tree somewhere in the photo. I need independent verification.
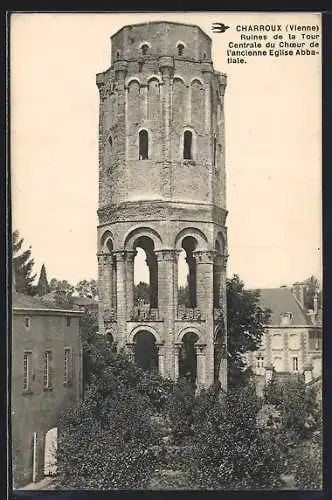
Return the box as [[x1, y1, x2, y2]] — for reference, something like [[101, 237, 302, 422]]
[[37, 264, 50, 296], [12, 230, 36, 295]]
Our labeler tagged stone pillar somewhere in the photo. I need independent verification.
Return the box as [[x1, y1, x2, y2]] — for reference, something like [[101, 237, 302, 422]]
[[157, 343, 166, 377], [159, 57, 174, 160], [195, 343, 207, 390], [264, 363, 274, 384], [146, 252, 158, 308], [114, 251, 127, 346], [174, 343, 181, 380], [193, 250, 216, 386], [304, 362, 313, 384], [155, 249, 178, 379], [97, 252, 105, 335], [126, 250, 137, 319]]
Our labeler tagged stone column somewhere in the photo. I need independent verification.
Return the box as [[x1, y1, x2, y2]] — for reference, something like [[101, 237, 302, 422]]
[[174, 343, 182, 380], [159, 57, 174, 160], [193, 250, 216, 386], [218, 254, 228, 390], [126, 250, 137, 320], [195, 343, 207, 390], [157, 343, 166, 377], [114, 251, 127, 347], [97, 252, 106, 335], [155, 249, 178, 379]]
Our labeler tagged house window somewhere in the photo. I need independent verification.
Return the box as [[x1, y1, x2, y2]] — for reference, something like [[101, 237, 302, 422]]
[[44, 351, 53, 389], [66, 316, 71, 327], [292, 356, 298, 371], [141, 44, 149, 56], [177, 43, 184, 56], [23, 352, 32, 391], [280, 312, 293, 326], [64, 348, 72, 385], [24, 317, 31, 329], [139, 130, 149, 160], [256, 356, 264, 368], [183, 130, 193, 160], [272, 334, 283, 349]]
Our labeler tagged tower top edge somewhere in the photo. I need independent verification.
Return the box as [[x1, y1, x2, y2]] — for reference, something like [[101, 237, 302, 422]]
[[111, 21, 212, 42]]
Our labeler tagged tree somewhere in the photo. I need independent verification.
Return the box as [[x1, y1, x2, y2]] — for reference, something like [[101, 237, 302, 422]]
[[134, 281, 150, 304], [12, 230, 36, 295], [36, 264, 50, 296], [303, 275, 322, 310], [223, 275, 271, 389], [75, 279, 98, 299], [49, 279, 75, 308]]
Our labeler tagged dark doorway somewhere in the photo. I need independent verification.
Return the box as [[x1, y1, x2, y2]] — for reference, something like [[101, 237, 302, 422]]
[[134, 331, 158, 372], [179, 332, 198, 384]]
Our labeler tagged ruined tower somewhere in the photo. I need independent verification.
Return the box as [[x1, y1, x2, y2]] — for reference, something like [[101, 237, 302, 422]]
[[96, 21, 228, 389]]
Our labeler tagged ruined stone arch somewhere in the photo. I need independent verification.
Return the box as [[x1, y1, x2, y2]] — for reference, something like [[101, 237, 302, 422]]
[[174, 227, 209, 251], [176, 326, 204, 344], [126, 76, 141, 88], [128, 325, 162, 344], [100, 230, 114, 253], [215, 230, 227, 255], [123, 226, 163, 251]]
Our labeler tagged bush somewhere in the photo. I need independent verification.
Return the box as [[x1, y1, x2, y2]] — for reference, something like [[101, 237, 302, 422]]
[[185, 383, 288, 489], [293, 429, 323, 490], [165, 378, 196, 443]]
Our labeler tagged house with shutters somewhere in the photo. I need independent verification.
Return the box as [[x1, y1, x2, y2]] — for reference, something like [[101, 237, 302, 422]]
[[11, 292, 83, 488]]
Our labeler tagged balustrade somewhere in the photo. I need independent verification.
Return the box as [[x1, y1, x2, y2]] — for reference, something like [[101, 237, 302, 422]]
[[177, 306, 202, 321], [130, 305, 161, 322]]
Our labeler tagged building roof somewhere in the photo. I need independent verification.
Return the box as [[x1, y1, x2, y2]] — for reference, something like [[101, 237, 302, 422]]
[[256, 287, 311, 326], [111, 21, 212, 42], [12, 292, 82, 315]]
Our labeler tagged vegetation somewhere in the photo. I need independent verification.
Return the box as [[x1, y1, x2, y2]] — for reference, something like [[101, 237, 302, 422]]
[[12, 230, 36, 295]]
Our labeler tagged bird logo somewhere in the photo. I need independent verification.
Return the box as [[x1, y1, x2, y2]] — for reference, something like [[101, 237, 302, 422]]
[[212, 23, 230, 34]]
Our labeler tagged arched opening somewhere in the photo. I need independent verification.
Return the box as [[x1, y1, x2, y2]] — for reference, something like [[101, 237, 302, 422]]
[[213, 135, 217, 167], [44, 427, 57, 477], [213, 240, 222, 308], [177, 43, 185, 56], [134, 330, 158, 372], [116, 51, 120, 59], [183, 130, 193, 160], [139, 130, 149, 160], [141, 44, 149, 56], [134, 236, 158, 309], [179, 332, 199, 384], [108, 135, 113, 147], [178, 236, 197, 309]]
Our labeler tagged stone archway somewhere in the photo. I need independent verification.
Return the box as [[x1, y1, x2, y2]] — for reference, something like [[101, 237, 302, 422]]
[[133, 330, 159, 373], [44, 427, 57, 477], [179, 331, 199, 385]]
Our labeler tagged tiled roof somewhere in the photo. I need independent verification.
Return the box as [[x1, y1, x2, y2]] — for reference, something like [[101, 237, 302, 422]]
[[255, 287, 310, 326]]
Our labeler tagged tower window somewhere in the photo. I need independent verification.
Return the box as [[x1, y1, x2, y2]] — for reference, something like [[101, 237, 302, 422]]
[[116, 51, 120, 59], [213, 135, 217, 167], [108, 136, 113, 147], [141, 44, 149, 56], [203, 52, 207, 60], [178, 43, 185, 56], [139, 130, 149, 160], [183, 131, 193, 160]]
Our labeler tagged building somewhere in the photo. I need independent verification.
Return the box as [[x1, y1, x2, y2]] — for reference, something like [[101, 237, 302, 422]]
[[245, 286, 322, 392], [96, 21, 228, 389], [12, 292, 83, 488]]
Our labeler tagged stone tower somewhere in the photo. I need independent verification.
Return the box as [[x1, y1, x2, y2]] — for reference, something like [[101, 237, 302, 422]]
[[96, 21, 228, 390]]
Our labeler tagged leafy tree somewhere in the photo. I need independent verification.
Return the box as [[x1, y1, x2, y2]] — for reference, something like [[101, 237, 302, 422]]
[[134, 281, 150, 304], [178, 285, 190, 307], [75, 279, 98, 299], [36, 264, 50, 296], [303, 275, 322, 310], [12, 230, 36, 295], [224, 275, 271, 389], [49, 279, 75, 308], [185, 383, 287, 489]]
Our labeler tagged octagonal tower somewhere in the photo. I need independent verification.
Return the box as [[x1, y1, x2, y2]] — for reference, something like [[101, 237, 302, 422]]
[[96, 21, 228, 390]]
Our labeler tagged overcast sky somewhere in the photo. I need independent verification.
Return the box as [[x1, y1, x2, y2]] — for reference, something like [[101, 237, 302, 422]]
[[11, 12, 322, 288]]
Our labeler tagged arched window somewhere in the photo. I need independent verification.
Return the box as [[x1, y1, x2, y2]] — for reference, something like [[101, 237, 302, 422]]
[[108, 136, 113, 147], [141, 44, 149, 56], [116, 50, 120, 59], [213, 135, 217, 167], [178, 43, 185, 56], [183, 130, 193, 160], [139, 130, 149, 160]]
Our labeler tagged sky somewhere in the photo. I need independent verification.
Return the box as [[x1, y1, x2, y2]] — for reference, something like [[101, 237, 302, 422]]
[[11, 12, 322, 289]]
